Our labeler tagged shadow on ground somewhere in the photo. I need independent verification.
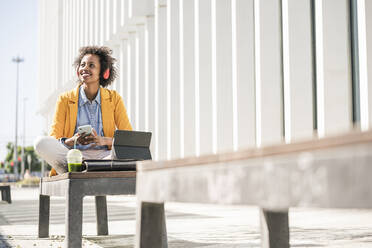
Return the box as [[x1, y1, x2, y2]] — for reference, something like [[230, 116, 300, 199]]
[[85, 234, 256, 248], [0, 199, 211, 226]]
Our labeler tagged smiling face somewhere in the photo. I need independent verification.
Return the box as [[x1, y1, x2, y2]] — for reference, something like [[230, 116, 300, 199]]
[[77, 54, 101, 85]]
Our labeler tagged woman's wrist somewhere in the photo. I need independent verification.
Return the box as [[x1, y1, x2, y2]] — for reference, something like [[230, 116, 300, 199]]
[[65, 137, 75, 147], [64, 135, 113, 147], [104, 137, 113, 146]]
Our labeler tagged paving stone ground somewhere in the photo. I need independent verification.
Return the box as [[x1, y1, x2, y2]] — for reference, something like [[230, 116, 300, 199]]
[[0, 187, 372, 247]]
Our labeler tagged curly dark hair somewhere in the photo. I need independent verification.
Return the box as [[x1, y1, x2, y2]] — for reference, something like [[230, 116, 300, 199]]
[[74, 46, 117, 88]]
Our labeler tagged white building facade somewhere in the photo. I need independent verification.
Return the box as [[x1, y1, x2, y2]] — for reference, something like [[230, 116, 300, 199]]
[[38, 0, 372, 161]]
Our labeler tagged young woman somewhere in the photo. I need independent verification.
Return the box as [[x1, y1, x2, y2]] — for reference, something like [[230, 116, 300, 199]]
[[34, 46, 132, 175]]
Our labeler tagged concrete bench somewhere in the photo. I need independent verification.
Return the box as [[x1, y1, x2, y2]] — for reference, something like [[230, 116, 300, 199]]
[[38, 171, 136, 248], [0, 185, 11, 204], [135, 130, 372, 248]]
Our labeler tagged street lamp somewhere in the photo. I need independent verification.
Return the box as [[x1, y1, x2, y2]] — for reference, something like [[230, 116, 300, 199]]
[[21, 97, 28, 178], [12, 56, 24, 179]]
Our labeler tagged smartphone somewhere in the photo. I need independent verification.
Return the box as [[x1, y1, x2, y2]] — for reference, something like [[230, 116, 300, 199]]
[[77, 125, 93, 137]]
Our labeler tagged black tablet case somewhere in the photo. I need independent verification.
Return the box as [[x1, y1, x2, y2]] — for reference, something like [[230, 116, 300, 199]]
[[113, 130, 152, 160], [82, 159, 137, 171]]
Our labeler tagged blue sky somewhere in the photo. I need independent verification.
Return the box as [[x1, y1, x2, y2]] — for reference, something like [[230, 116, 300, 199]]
[[0, 0, 43, 161]]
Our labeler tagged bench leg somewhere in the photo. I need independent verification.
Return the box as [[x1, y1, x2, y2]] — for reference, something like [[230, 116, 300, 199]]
[[95, 196, 108, 235], [135, 202, 167, 248], [5, 186, 11, 204], [260, 208, 289, 248], [1, 189, 4, 202], [38, 195, 50, 238], [1, 186, 11, 204], [65, 194, 83, 248]]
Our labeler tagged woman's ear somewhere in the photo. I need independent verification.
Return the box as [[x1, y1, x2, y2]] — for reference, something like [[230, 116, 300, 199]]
[[103, 68, 110, 80]]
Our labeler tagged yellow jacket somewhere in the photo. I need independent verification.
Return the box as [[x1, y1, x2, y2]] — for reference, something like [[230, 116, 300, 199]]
[[50, 84, 132, 142]]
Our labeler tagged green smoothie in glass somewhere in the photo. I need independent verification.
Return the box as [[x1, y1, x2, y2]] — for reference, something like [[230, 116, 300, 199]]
[[67, 149, 83, 172]]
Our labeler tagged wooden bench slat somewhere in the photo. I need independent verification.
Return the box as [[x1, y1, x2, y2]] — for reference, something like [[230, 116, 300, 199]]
[[138, 129, 372, 171], [42, 171, 136, 182]]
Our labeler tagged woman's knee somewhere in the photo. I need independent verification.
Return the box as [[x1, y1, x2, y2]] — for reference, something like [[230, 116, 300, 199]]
[[34, 136, 56, 155]]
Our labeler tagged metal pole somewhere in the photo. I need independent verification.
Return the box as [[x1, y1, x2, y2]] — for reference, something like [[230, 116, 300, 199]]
[[21, 97, 27, 178], [41, 160, 45, 178], [12, 56, 24, 180]]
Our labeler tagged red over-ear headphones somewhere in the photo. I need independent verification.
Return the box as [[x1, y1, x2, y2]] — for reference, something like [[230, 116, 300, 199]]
[[103, 68, 110, 80]]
